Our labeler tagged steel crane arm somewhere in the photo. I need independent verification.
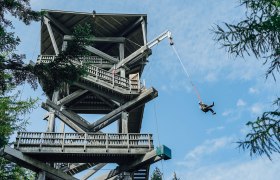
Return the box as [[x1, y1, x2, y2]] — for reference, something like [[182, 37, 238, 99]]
[[147, 30, 173, 48]]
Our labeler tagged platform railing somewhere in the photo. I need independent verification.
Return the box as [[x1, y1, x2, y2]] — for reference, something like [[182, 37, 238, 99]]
[[15, 132, 153, 150], [37, 55, 113, 65], [37, 55, 141, 92]]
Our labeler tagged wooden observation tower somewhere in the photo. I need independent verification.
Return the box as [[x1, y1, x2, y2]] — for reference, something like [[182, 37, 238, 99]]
[[1, 10, 171, 180]]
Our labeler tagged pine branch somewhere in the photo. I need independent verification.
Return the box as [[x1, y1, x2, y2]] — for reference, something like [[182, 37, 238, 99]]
[[238, 98, 280, 159]]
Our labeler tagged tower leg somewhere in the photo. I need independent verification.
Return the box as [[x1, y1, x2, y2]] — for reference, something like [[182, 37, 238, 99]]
[[120, 111, 129, 133], [47, 91, 59, 132], [37, 171, 46, 180]]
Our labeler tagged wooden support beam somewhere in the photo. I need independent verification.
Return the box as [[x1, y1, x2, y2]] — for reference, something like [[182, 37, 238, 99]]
[[89, 88, 158, 131], [110, 45, 149, 71], [43, 17, 59, 55], [57, 89, 88, 105], [45, 13, 71, 34], [84, 45, 119, 64], [81, 163, 106, 180], [43, 100, 90, 130], [119, 43, 126, 77], [90, 113, 122, 132], [73, 81, 126, 104], [121, 112, 128, 133], [119, 43, 125, 61], [47, 91, 59, 132], [95, 94, 119, 108], [64, 35, 125, 43], [0, 146, 78, 180], [65, 163, 98, 176], [55, 111, 86, 133], [37, 171, 46, 180], [42, 103, 86, 132], [141, 16, 147, 45], [47, 112, 56, 132], [121, 17, 143, 37]]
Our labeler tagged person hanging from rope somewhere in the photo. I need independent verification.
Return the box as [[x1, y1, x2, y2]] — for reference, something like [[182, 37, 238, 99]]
[[199, 101, 216, 115], [169, 34, 217, 114]]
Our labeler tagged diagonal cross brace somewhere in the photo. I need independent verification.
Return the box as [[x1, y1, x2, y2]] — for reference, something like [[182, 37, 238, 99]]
[[81, 163, 107, 180], [54, 111, 87, 133], [44, 13, 71, 34], [44, 13, 119, 64], [89, 87, 158, 132], [43, 17, 59, 55], [43, 88, 157, 132], [57, 89, 88, 106], [0, 146, 78, 180], [110, 45, 150, 71], [43, 100, 90, 130], [84, 45, 119, 64]]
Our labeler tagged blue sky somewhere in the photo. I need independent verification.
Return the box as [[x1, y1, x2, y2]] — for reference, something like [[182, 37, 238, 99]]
[[11, 0, 280, 179]]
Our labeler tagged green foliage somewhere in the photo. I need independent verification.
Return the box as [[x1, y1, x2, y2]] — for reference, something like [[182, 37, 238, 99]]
[[0, 91, 37, 148], [0, 0, 42, 27], [151, 167, 163, 180], [213, 0, 280, 78], [32, 23, 92, 95], [0, 0, 42, 95], [213, 0, 280, 159], [0, 1, 90, 96], [0, 158, 35, 180], [238, 98, 280, 159], [0, 75, 37, 180], [0, 0, 41, 178]]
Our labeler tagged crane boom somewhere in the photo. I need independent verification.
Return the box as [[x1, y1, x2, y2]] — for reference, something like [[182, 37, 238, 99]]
[[109, 30, 173, 71], [147, 30, 173, 48]]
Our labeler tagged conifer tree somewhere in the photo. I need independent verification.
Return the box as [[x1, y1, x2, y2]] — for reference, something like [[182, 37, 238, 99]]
[[213, 0, 280, 159]]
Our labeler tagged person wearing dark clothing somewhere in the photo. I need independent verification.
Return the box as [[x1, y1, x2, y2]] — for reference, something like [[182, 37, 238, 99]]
[[199, 101, 216, 115]]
